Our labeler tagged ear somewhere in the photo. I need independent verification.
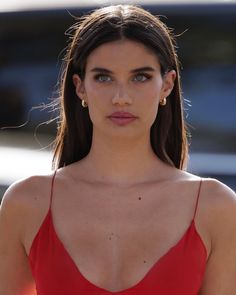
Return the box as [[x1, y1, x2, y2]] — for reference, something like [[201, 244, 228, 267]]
[[161, 70, 176, 98], [72, 74, 86, 100]]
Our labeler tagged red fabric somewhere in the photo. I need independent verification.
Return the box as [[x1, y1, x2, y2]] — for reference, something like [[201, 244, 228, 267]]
[[29, 173, 207, 295]]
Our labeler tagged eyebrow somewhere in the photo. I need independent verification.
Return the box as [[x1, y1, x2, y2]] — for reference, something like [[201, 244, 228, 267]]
[[90, 66, 156, 74]]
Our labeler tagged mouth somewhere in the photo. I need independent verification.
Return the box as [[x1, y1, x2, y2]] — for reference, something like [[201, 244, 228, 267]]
[[108, 116, 137, 126], [108, 112, 137, 119], [110, 116, 135, 118]]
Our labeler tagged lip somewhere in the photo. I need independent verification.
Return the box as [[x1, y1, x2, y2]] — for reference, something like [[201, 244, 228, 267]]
[[108, 117, 137, 126], [107, 112, 137, 126], [108, 112, 137, 118]]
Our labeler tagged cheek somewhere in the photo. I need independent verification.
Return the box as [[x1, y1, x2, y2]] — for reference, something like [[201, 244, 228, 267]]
[[138, 86, 161, 126], [137, 78, 162, 99], [85, 80, 111, 102], [145, 97, 160, 124], [84, 79, 162, 121], [84, 81, 110, 124], [138, 82, 161, 106]]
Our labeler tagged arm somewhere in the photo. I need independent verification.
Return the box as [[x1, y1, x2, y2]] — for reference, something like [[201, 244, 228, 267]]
[[199, 179, 236, 295], [0, 182, 36, 295]]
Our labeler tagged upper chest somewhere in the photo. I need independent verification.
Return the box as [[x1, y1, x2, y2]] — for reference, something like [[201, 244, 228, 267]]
[[27, 178, 207, 255], [53, 183, 187, 258], [52, 180, 193, 244], [27, 178, 210, 292]]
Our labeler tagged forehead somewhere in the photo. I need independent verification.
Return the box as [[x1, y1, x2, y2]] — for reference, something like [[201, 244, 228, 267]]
[[86, 39, 161, 71]]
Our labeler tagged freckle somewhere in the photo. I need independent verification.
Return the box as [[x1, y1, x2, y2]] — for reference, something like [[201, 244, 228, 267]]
[[143, 260, 146, 263], [138, 196, 142, 200], [109, 237, 112, 240]]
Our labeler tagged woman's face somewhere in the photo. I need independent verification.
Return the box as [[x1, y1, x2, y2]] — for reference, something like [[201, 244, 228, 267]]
[[73, 39, 176, 139]]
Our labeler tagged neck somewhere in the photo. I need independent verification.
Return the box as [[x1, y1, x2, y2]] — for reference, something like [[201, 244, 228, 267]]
[[79, 130, 172, 186]]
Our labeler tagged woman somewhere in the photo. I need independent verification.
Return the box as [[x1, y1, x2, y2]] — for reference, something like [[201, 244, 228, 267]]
[[0, 4, 236, 295]]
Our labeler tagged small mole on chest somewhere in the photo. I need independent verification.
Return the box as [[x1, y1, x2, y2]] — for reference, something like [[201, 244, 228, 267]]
[[138, 196, 142, 200]]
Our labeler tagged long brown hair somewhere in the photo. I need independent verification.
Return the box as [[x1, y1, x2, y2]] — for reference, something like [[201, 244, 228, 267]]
[[53, 4, 188, 169]]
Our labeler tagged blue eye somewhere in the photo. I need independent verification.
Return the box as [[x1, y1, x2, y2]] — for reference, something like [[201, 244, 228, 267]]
[[94, 74, 111, 82], [133, 73, 151, 82]]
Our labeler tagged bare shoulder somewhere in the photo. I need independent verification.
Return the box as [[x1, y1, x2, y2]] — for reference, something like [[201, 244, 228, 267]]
[[175, 170, 236, 230], [181, 171, 236, 250], [1, 172, 54, 213], [0, 174, 55, 295], [182, 171, 236, 219], [182, 173, 236, 250], [200, 177, 236, 215], [200, 177, 236, 238], [191, 179, 236, 294], [178, 170, 235, 204], [0, 172, 55, 245]]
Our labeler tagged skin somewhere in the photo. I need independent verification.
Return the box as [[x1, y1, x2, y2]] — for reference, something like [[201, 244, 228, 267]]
[[72, 39, 177, 186], [0, 39, 236, 294]]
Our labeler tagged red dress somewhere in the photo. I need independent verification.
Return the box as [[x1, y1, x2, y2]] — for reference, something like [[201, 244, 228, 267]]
[[29, 172, 207, 294]]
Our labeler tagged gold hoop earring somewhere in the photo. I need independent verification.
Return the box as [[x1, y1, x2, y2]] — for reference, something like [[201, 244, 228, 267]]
[[159, 97, 167, 106], [81, 99, 88, 108]]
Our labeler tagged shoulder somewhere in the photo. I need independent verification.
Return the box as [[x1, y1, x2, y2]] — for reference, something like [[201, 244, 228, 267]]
[[1, 172, 55, 211], [200, 177, 236, 239], [175, 170, 236, 230], [185, 175, 236, 264], [200, 177, 236, 215], [182, 172, 236, 223], [195, 179, 236, 293], [176, 170, 235, 205], [0, 172, 55, 241], [181, 173, 236, 255]]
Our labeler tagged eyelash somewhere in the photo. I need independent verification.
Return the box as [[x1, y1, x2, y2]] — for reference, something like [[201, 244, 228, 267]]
[[134, 73, 152, 82], [93, 73, 152, 83]]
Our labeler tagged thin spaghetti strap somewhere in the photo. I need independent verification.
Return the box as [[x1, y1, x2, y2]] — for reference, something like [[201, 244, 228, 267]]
[[49, 170, 57, 210], [193, 178, 203, 221]]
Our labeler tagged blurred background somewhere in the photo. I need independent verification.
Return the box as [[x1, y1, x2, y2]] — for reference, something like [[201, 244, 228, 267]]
[[0, 0, 236, 200]]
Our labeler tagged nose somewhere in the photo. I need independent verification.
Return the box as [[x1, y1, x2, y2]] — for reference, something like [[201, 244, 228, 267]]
[[112, 83, 132, 106]]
